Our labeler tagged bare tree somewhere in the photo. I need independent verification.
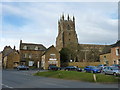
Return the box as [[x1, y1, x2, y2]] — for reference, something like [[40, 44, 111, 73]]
[[87, 48, 100, 62]]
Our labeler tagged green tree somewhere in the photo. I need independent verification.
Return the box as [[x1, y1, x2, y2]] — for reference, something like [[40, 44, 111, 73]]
[[67, 43, 78, 62], [59, 48, 70, 63]]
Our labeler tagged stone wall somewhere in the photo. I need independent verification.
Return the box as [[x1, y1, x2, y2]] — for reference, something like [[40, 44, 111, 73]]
[[62, 62, 101, 67]]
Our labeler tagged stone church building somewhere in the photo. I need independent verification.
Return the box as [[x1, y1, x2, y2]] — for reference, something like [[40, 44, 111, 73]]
[[56, 14, 109, 62]]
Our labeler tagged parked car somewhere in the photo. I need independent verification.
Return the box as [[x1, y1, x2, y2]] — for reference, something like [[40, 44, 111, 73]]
[[17, 65, 29, 70], [103, 66, 120, 76], [112, 64, 120, 69], [100, 66, 107, 73], [97, 64, 107, 72], [84, 66, 101, 73], [65, 66, 77, 71], [65, 66, 82, 72], [48, 65, 59, 71]]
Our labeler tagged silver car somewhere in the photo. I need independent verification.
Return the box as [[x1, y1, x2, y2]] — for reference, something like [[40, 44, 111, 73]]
[[17, 65, 29, 70], [103, 66, 120, 76]]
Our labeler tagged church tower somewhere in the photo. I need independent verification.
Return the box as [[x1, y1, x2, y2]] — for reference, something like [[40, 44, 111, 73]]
[[56, 14, 78, 51]]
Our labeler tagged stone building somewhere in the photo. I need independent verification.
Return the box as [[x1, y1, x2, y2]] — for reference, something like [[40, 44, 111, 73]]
[[20, 40, 60, 69], [19, 40, 46, 68], [2, 46, 20, 69], [41, 45, 60, 69], [100, 40, 120, 65], [111, 41, 120, 64], [56, 14, 109, 62], [56, 14, 78, 51]]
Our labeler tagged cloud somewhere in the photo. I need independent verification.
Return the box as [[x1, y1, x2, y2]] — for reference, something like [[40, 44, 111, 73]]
[[1, 2, 118, 51], [2, 0, 119, 2]]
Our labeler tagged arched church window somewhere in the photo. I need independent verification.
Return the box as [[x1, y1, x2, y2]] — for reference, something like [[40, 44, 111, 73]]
[[67, 25, 70, 30]]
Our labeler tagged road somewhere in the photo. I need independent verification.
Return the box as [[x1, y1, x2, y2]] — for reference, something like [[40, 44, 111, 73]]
[[2, 70, 119, 89]]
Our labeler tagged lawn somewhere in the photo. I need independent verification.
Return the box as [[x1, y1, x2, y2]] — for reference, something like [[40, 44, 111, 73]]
[[34, 71, 119, 83]]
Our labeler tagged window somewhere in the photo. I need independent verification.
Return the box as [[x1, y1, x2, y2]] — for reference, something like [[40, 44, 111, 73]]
[[67, 25, 70, 30], [24, 53, 27, 58], [50, 54, 56, 59], [116, 48, 119, 56], [35, 46, 38, 50], [104, 56, 106, 58], [49, 54, 56, 60], [104, 67, 107, 69], [29, 61, 34, 66], [23, 46, 27, 50], [113, 60, 116, 64]]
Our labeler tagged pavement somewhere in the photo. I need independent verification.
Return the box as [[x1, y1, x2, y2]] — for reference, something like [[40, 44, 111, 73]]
[[2, 69, 119, 89]]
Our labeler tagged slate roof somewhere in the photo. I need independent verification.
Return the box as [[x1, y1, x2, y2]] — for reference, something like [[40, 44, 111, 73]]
[[2, 46, 19, 57], [20, 43, 46, 51], [111, 40, 120, 47]]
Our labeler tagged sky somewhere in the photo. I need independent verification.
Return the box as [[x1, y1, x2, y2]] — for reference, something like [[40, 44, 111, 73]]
[[1, 2, 118, 51]]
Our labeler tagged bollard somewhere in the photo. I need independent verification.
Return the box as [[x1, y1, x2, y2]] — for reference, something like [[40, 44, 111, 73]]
[[93, 74, 97, 82]]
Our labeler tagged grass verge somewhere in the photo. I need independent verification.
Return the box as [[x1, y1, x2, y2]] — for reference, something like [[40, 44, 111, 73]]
[[34, 71, 119, 83]]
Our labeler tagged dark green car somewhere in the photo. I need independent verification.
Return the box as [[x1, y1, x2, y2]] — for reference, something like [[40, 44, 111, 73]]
[[48, 65, 59, 71]]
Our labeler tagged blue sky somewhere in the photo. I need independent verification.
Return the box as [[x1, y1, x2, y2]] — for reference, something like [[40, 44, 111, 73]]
[[1, 2, 118, 51]]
